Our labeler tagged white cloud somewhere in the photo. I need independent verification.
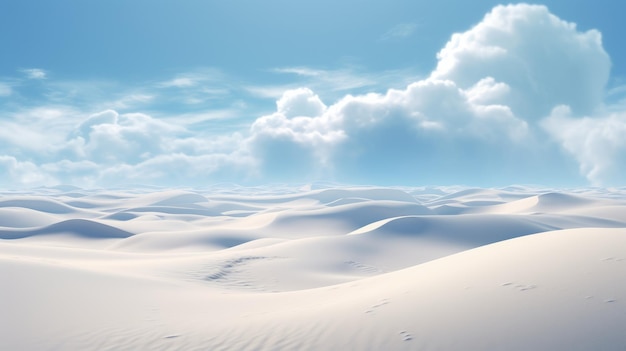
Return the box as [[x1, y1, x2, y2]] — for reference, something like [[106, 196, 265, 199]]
[[0, 156, 53, 187], [0, 4, 620, 188], [169, 132, 244, 156], [242, 3, 612, 185], [543, 106, 626, 186], [0, 121, 51, 154], [0, 105, 257, 187], [76, 109, 119, 138], [273, 67, 323, 77], [245, 84, 298, 99], [22, 68, 47, 79], [159, 77, 197, 88], [276, 88, 327, 118], [70, 110, 187, 164], [40, 160, 100, 187], [0, 107, 80, 157], [157, 69, 226, 88], [431, 4, 610, 120], [246, 77, 529, 182]]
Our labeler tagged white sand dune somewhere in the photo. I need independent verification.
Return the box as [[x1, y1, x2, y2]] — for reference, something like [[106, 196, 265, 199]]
[[0, 207, 60, 228], [1, 186, 625, 350]]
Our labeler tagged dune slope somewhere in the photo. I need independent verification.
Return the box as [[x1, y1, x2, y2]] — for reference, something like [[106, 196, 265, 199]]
[[1, 185, 625, 350]]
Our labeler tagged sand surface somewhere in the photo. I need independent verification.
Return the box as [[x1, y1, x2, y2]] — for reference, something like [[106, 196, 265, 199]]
[[1, 185, 626, 350]]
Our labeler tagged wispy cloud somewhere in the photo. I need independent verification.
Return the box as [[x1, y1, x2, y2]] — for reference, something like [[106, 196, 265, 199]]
[[156, 68, 227, 89], [607, 83, 626, 106], [245, 84, 303, 99], [380, 23, 418, 41], [262, 65, 422, 100], [273, 67, 324, 77], [0, 82, 12, 96], [159, 77, 197, 88], [106, 94, 155, 110], [155, 69, 235, 106], [271, 66, 380, 92], [21, 68, 47, 79]]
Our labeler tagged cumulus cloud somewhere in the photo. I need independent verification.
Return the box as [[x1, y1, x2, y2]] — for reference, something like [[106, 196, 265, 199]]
[[431, 4, 610, 120], [246, 77, 530, 183], [0, 3, 619, 187], [0, 101, 258, 187], [275, 88, 327, 118], [76, 110, 119, 138], [241, 3, 616, 185], [69, 110, 190, 164], [0, 156, 52, 187], [543, 106, 626, 186], [247, 88, 342, 179], [35, 109, 251, 186]]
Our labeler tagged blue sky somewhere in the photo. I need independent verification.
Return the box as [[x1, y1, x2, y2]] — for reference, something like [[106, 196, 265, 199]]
[[1, 1, 625, 188]]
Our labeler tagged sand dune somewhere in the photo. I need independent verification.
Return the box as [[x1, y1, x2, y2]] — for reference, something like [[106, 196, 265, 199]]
[[1, 185, 625, 350]]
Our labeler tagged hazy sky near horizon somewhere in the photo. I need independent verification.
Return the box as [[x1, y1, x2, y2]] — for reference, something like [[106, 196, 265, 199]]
[[1, 1, 625, 188]]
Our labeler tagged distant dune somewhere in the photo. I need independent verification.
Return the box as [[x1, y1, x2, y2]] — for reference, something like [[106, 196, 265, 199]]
[[1, 186, 625, 350]]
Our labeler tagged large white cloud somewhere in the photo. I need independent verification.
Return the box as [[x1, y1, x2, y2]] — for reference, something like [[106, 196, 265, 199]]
[[0, 156, 52, 187], [69, 110, 187, 164], [0, 3, 619, 187], [432, 4, 610, 120], [242, 3, 616, 185], [246, 89, 341, 180], [0, 106, 252, 187], [246, 79, 535, 183], [59, 110, 251, 186]]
